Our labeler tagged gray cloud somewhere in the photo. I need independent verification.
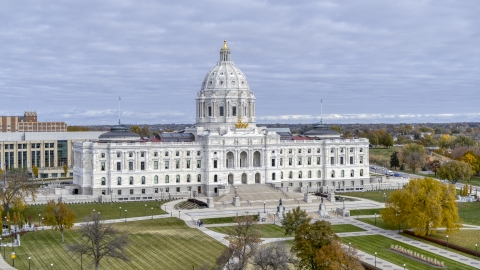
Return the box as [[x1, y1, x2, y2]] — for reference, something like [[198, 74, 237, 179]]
[[0, 0, 479, 125]]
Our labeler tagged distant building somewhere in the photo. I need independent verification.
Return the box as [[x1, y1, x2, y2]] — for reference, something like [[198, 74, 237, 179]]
[[0, 131, 105, 178], [0, 111, 67, 132]]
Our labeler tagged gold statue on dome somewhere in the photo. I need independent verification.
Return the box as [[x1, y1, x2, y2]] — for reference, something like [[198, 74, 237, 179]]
[[235, 118, 248, 129]]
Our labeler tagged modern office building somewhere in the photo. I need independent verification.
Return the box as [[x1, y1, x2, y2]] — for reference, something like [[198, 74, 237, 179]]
[[0, 111, 67, 132]]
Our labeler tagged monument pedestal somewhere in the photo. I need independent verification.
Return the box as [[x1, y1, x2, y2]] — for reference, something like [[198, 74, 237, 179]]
[[317, 202, 330, 218], [233, 196, 241, 207], [304, 193, 313, 203], [327, 191, 336, 202], [258, 212, 267, 222], [207, 197, 215, 208]]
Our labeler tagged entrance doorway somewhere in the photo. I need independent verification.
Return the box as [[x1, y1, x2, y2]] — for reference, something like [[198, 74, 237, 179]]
[[197, 186, 201, 194], [228, 174, 234, 185], [255, 173, 260, 184], [242, 173, 247, 184]]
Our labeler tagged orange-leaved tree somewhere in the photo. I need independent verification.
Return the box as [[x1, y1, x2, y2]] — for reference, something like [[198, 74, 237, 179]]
[[44, 200, 76, 243]]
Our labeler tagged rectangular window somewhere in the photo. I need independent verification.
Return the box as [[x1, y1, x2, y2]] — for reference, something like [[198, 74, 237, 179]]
[[142, 189, 145, 194], [176, 160, 180, 169], [117, 152, 121, 158], [129, 162, 134, 171], [101, 178, 106, 185], [214, 160, 218, 168], [129, 152, 133, 157], [360, 156, 364, 164], [154, 188, 158, 193], [340, 157, 344, 165], [197, 160, 201, 168], [232, 106, 237, 116], [289, 149, 292, 154], [154, 152, 158, 157], [298, 158, 302, 165], [186, 151, 191, 156], [317, 157, 321, 165], [330, 157, 334, 165], [154, 161, 158, 169], [186, 160, 191, 169], [101, 153, 105, 158], [176, 187, 180, 192], [117, 190, 122, 195], [350, 156, 353, 164], [298, 149, 302, 154], [208, 106, 212, 117], [308, 149, 311, 153], [165, 151, 169, 156], [102, 190, 106, 195], [280, 158, 283, 166], [197, 151, 201, 156], [350, 148, 354, 153], [176, 151, 179, 156], [116, 162, 121, 171], [165, 161, 169, 169], [317, 148, 320, 153], [130, 189, 134, 195], [165, 187, 170, 192], [141, 152, 145, 157], [289, 158, 292, 166], [271, 159, 275, 167], [141, 162, 145, 170], [219, 106, 224, 116], [307, 157, 311, 165], [197, 174, 201, 182]]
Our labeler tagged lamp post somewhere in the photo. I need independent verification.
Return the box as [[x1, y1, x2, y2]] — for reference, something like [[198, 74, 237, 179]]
[[374, 252, 377, 267], [144, 204, 147, 216], [42, 217, 44, 229], [151, 207, 154, 219], [446, 235, 449, 250], [11, 252, 15, 267], [475, 243, 478, 259], [125, 210, 127, 222], [348, 242, 351, 252], [374, 213, 377, 226], [178, 210, 181, 219], [263, 202, 266, 213], [38, 214, 41, 227], [160, 188, 163, 201], [51, 263, 53, 269], [383, 192, 386, 203], [362, 190, 364, 198], [342, 198, 345, 209], [28, 256, 31, 270], [403, 263, 406, 270], [119, 207, 122, 218]]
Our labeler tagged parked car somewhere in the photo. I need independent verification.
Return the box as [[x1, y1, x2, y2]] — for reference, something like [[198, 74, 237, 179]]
[[370, 165, 376, 170], [393, 173, 402, 177]]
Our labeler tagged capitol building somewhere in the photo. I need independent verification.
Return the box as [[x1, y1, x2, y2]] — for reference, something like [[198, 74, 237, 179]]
[[73, 41, 369, 199]]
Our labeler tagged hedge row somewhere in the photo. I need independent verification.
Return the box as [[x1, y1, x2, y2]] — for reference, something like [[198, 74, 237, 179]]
[[402, 230, 479, 257], [188, 198, 208, 207]]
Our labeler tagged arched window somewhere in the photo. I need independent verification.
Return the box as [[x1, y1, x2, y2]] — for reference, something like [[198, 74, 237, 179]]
[[141, 176, 146, 184], [197, 174, 201, 182], [214, 174, 218, 182], [360, 169, 364, 176], [154, 175, 158, 184], [176, 175, 180, 183], [350, 170, 354, 177], [299, 171, 302, 178], [165, 175, 169, 183], [129, 176, 134, 185], [101, 177, 106, 185], [331, 171, 335, 178], [187, 174, 191, 182], [308, 171, 312, 178], [272, 173, 276, 180], [317, 170, 321, 178], [117, 177, 122, 185], [341, 170, 345, 177], [280, 171, 284, 179]]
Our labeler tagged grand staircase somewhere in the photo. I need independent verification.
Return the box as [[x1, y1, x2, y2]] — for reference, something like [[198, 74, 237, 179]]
[[214, 184, 304, 204]]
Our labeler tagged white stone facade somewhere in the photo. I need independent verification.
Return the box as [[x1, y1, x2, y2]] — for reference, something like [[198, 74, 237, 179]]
[[73, 41, 369, 199]]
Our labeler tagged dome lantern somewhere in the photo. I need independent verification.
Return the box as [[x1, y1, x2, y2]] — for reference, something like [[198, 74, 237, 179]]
[[220, 40, 231, 61]]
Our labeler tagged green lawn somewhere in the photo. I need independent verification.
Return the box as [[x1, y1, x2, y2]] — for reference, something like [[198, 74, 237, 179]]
[[17, 201, 168, 224], [341, 190, 397, 203], [350, 208, 384, 216], [331, 224, 366, 233], [208, 224, 365, 238], [358, 217, 410, 231], [458, 201, 480, 226], [209, 224, 291, 238], [200, 215, 257, 225], [369, 147, 400, 159], [5, 218, 224, 270], [342, 235, 477, 270]]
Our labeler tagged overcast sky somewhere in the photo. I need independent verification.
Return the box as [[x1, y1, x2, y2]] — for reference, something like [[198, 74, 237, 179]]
[[1, 0, 479, 125]]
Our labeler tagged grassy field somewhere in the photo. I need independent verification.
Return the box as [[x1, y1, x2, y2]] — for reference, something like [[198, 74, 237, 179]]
[[369, 147, 400, 159], [5, 218, 224, 270], [458, 201, 480, 226], [341, 190, 397, 203], [18, 201, 168, 224], [342, 235, 477, 270], [350, 208, 384, 216], [208, 224, 365, 238], [200, 215, 257, 225], [358, 217, 410, 231]]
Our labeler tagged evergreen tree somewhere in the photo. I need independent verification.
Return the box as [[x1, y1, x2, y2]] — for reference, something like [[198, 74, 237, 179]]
[[390, 151, 400, 170]]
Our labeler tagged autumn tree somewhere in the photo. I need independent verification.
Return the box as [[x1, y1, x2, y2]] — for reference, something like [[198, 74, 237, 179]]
[[129, 125, 141, 134], [381, 177, 460, 236], [281, 206, 312, 236], [0, 168, 37, 216], [140, 126, 151, 138], [459, 151, 480, 175], [390, 151, 400, 170], [315, 240, 363, 270], [438, 134, 455, 149], [427, 159, 441, 177], [437, 160, 473, 184], [251, 242, 294, 270], [217, 214, 262, 270], [454, 135, 476, 148], [44, 200, 76, 243], [63, 164, 68, 178], [32, 165, 39, 178], [292, 220, 338, 270], [67, 213, 130, 270], [401, 143, 426, 173]]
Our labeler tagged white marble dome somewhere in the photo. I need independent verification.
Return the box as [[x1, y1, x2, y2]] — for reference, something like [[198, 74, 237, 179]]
[[200, 40, 251, 92]]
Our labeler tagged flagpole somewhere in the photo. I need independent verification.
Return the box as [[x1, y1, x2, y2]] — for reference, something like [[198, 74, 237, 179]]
[[118, 97, 121, 125]]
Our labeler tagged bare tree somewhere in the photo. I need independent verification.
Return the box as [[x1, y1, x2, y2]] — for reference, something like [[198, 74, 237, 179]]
[[251, 242, 294, 270], [216, 214, 262, 270], [67, 213, 130, 270], [0, 168, 37, 215]]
